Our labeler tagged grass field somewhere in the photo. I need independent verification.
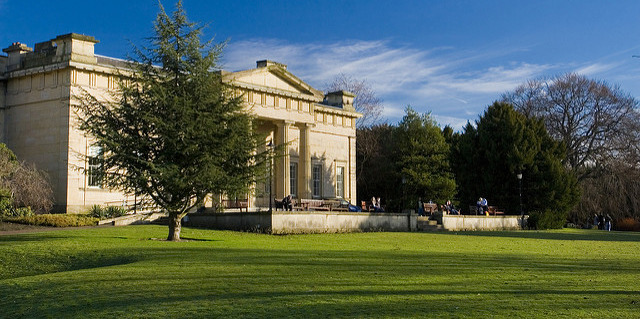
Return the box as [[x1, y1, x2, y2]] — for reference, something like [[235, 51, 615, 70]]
[[1, 225, 639, 318]]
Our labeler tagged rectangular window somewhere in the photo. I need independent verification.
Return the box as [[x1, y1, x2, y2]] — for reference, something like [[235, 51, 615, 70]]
[[87, 145, 103, 188], [312, 164, 322, 198], [290, 162, 298, 197], [336, 166, 345, 198]]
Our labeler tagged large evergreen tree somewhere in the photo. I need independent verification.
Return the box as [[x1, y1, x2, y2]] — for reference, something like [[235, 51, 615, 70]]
[[76, 1, 266, 241], [393, 107, 456, 209], [451, 102, 579, 223]]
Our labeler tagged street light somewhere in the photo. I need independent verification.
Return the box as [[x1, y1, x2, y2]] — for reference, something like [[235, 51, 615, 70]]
[[517, 172, 523, 217]]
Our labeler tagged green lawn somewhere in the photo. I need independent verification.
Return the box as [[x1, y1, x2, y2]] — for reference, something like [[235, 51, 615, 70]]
[[1, 226, 639, 318]]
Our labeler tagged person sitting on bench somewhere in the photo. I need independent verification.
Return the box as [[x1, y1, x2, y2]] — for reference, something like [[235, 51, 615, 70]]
[[444, 200, 459, 215], [477, 197, 488, 215]]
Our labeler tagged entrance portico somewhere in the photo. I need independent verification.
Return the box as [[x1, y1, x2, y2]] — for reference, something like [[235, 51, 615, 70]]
[[224, 60, 361, 208]]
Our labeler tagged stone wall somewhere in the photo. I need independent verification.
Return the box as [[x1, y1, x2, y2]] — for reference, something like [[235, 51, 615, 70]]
[[271, 211, 415, 234], [187, 212, 273, 232], [186, 211, 416, 234], [441, 215, 527, 231]]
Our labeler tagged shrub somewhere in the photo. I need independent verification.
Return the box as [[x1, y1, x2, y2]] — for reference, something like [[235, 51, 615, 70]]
[[615, 217, 640, 232], [87, 205, 106, 219], [0, 198, 34, 219], [5, 214, 98, 227], [105, 206, 128, 218], [527, 209, 566, 230], [0, 143, 54, 214], [87, 205, 128, 219]]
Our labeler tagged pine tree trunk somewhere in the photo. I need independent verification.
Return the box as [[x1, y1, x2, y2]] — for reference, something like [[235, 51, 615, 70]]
[[167, 212, 181, 241]]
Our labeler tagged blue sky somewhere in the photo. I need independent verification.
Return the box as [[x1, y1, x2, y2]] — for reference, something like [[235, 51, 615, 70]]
[[2, 0, 640, 129]]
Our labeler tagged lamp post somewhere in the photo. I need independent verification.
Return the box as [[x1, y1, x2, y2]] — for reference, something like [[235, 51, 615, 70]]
[[517, 172, 523, 217], [267, 140, 274, 213]]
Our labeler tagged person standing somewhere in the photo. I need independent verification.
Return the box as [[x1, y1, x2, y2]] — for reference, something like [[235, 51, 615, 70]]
[[605, 214, 612, 231]]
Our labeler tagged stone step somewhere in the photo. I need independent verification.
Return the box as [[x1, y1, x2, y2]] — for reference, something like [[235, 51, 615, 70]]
[[418, 224, 444, 232]]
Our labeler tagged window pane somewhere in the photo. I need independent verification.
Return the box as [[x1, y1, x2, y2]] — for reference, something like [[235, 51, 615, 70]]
[[313, 164, 322, 197], [290, 163, 298, 197], [88, 145, 103, 187], [337, 166, 344, 198]]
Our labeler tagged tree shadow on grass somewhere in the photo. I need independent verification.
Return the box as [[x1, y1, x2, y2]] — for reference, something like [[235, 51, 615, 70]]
[[453, 229, 640, 242], [2, 243, 640, 317]]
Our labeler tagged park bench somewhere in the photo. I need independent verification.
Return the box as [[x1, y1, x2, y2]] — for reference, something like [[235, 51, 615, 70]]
[[468, 205, 504, 215], [323, 200, 350, 212], [488, 206, 505, 215], [300, 199, 331, 211], [221, 199, 248, 213], [423, 203, 438, 215]]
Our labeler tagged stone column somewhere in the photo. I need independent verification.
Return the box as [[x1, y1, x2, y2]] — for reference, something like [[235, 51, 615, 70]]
[[348, 136, 356, 203], [298, 123, 313, 199], [276, 121, 292, 198]]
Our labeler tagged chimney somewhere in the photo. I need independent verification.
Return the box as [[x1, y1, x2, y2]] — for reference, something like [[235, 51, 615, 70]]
[[2, 42, 33, 71], [323, 90, 356, 111], [52, 33, 99, 64], [256, 60, 287, 70]]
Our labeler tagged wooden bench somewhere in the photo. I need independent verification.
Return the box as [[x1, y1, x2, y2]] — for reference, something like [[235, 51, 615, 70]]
[[323, 200, 349, 212], [423, 203, 437, 215], [300, 199, 330, 211], [488, 206, 505, 215], [221, 199, 248, 212]]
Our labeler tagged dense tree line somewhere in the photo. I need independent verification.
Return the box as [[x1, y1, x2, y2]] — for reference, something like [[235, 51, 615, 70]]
[[357, 107, 456, 212], [503, 73, 640, 226], [450, 102, 579, 227]]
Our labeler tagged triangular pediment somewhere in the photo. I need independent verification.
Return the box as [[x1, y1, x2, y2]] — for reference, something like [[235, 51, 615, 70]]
[[223, 64, 324, 101]]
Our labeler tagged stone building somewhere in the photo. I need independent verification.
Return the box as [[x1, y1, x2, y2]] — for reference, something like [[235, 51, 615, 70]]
[[0, 33, 360, 213]]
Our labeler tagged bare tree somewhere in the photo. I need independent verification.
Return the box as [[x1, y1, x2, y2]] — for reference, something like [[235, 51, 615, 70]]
[[326, 73, 384, 128], [503, 73, 640, 225], [10, 163, 54, 213], [502, 73, 640, 181], [0, 144, 53, 213]]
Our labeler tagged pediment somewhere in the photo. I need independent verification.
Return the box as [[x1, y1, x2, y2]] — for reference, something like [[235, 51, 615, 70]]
[[224, 65, 324, 101]]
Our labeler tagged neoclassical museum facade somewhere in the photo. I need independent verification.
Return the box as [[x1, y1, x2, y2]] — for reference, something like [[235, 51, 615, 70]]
[[0, 33, 360, 213]]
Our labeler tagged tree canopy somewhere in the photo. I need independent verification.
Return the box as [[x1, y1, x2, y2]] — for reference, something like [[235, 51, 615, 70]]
[[356, 107, 456, 212], [76, 1, 267, 241], [503, 73, 640, 225], [451, 102, 579, 222], [393, 107, 456, 206]]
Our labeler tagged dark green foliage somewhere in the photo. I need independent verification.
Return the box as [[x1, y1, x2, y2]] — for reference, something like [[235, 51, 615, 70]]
[[527, 210, 566, 230], [87, 205, 128, 219], [451, 102, 579, 216], [0, 198, 33, 219], [75, 2, 267, 240], [356, 124, 395, 206], [357, 107, 456, 212], [503, 74, 640, 225], [392, 107, 456, 209]]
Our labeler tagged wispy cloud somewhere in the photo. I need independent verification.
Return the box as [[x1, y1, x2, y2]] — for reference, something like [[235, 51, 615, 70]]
[[574, 62, 619, 76], [224, 38, 560, 124]]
